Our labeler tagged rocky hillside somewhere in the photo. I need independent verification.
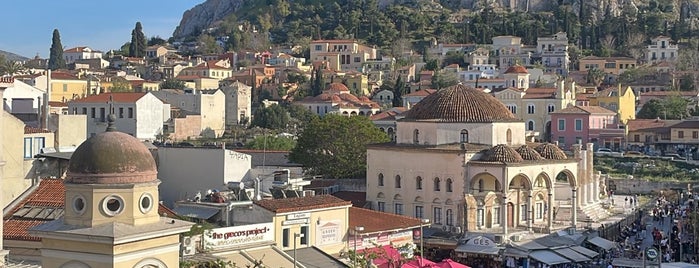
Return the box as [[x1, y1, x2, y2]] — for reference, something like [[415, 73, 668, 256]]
[[172, 0, 244, 39], [0, 50, 28, 62]]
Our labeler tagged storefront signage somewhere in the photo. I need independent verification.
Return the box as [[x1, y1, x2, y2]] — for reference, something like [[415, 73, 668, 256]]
[[282, 219, 309, 225], [646, 247, 658, 260], [467, 236, 495, 247], [316, 220, 342, 246], [286, 212, 310, 220], [204, 223, 274, 250]]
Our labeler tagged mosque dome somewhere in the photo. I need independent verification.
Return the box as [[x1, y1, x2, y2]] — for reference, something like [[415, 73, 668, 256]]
[[535, 143, 568, 160], [480, 144, 524, 163], [403, 84, 516, 123], [66, 117, 157, 184], [326, 82, 349, 92], [515, 145, 544, 160]]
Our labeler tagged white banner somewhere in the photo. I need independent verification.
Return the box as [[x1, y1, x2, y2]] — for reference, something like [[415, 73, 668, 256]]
[[204, 223, 274, 250]]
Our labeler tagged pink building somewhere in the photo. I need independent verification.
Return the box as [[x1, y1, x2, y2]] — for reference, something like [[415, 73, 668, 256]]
[[550, 105, 626, 150]]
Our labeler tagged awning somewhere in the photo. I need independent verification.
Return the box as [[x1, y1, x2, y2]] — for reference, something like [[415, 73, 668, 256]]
[[611, 258, 644, 267], [455, 244, 501, 255], [587, 237, 616, 250], [217, 246, 296, 267], [503, 246, 529, 258], [663, 262, 699, 268], [173, 206, 220, 219], [529, 250, 571, 265], [570, 246, 599, 258], [553, 247, 591, 263]]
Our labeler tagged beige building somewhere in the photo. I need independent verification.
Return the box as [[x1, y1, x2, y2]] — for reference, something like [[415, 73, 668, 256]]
[[645, 36, 678, 64], [0, 77, 12, 264], [29, 118, 193, 268], [48, 113, 87, 149], [366, 84, 603, 243], [310, 40, 378, 72], [295, 83, 381, 117], [220, 81, 252, 126], [152, 89, 226, 138]]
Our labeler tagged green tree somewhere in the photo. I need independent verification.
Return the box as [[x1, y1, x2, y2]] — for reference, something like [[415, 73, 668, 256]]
[[0, 60, 25, 76], [586, 68, 605, 86], [250, 104, 290, 130], [48, 29, 66, 70], [432, 71, 459, 90], [289, 115, 389, 179], [148, 36, 167, 46], [245, 135, 296, 151], [286, 104, 319, 129], [160, 79, 186, 90], [637, 95, 690, 120], [109, 79, 132, 93], [129, 22, 146, 57], [392, 76, 405, 107], [310, 67, 325, 96], [198, 34, 223, 54]]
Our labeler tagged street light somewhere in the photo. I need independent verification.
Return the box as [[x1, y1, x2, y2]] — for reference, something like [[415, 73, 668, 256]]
[[420, 218, 431, 267], [354, 226, 364, 268], [293, 232, 303, 268]]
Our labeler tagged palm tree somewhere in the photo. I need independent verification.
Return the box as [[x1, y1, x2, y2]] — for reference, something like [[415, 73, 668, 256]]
[[1, 61, 26, 76]]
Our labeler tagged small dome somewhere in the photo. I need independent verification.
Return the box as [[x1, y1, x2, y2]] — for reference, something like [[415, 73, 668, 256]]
[[326, 82, 349, 92], [504, 65, 528, 74], [516, 145, 544, 160], [359, 96, 371, 102], [331, 95, 342, 103], [403, 84, 516, 123], [480, 145, 523, 163], [535, 143, 567, 160], [66, 131, 157, 184]]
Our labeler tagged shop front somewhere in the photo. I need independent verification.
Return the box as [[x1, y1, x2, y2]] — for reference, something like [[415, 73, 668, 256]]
[[454, 236, 503, 268]]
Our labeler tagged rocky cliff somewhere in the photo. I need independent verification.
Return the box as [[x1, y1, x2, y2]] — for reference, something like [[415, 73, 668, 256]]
[[172, 0, 243, 39]]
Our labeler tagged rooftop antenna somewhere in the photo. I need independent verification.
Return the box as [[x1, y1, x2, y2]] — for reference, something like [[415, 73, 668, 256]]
[[105, 94, 117, 132]]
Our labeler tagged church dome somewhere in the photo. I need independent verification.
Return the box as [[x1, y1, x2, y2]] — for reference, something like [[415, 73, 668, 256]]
[[535, 143, 567, 160], [326, 82, 349, 92], [504, 65, 528, 74], [66, 120, 157, 184], [516, 145, 544, 160], [403, 84, 516, 123], [480, 144, 523, 163]]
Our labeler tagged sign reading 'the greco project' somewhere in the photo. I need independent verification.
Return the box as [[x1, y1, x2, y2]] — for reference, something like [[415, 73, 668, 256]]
[[204, 223, 274, 250]]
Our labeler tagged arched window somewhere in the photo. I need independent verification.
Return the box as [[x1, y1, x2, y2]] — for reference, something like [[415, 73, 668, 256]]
[[388, 128, 395, 141], [478, 179, 484, 192], [434, 177, 441, 191], [446, 209, 454, 226], [527, 121, 535, 131], [446, 178, 453, 192], [416, 176, 423, 190], [460, 129, 469, 143], [378, 173, 384, 186], [395, 175, 401, 188], [548, 104, 555, 113], [506, 129, 513, 145], [413, 129, 420, 144]]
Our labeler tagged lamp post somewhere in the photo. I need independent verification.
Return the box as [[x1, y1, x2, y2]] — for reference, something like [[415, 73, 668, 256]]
[[354, 226, 364, 268], [293, 232, 303, 268], [420, 218, 431, 267]]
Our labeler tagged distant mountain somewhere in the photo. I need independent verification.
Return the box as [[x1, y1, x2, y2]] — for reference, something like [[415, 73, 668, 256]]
[[0, 50, 29, 61]]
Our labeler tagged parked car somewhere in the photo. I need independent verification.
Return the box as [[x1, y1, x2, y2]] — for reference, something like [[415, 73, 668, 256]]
[[663, 153, 686, 161], [594, 148, 613, 156]]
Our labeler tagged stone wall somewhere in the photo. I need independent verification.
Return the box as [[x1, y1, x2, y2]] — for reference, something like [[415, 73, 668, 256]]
[[608, 177, 694, 195]]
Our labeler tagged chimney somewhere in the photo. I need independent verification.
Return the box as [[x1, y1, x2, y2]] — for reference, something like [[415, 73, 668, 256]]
[[254, 177, 262, 201]]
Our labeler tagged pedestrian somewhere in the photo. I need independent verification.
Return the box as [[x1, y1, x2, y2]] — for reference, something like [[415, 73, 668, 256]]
[[625, 196, 629, 208]]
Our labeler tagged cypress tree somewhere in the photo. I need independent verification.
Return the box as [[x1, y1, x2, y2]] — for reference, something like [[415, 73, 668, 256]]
[[129, 22, 146, 57], [392, 75, 404, 107], [48, 29, 66, 70]]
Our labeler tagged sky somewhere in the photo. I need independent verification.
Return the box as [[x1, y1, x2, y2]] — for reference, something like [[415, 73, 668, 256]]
[[0, 0, 204, 59]]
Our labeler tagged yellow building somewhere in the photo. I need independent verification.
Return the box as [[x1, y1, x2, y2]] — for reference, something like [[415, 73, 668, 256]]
[[587, 84, 636, 124], [332, 72, 370, 96], [29, 118, 193, 268], [49, 71, 89, 102], [578, 56, 637, 75]]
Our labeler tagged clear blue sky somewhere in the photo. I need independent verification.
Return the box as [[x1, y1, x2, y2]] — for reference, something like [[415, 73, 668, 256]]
[[0, 0, 204, 58]]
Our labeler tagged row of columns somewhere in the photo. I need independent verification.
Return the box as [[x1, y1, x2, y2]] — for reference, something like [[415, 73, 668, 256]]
[[500, 190, 556, 237]]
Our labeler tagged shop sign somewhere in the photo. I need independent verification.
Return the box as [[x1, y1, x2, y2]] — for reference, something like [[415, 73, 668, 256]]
[[204, 223, 273, 250], [316, 220, 342, 246], [282, 219, 309, 225], [286, 212, 310, 220], [467, 236, 495, 247], [389, 231, 413, 243]]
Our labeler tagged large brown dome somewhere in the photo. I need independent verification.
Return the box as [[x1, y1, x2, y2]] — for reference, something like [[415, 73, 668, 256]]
[[403, 84, 517, 123], [66, 128, 157, 184], [480, 145, 523, 163], [516, 145, 544, 160], [535, 143, 567, 160]]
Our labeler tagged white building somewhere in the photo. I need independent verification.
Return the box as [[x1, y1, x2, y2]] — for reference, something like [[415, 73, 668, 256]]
[[220, 81, 252, 126], [295, 83, 381, 116], [492, 36, 531, 72], [67, 92, 170, 140], [157, 146, 252, 206], [151, 89, 226, 137], [63, 46, 103, 64], [536, 32, 570, 75], [1, 79, 46, 126], [645, 36, 678, 64]]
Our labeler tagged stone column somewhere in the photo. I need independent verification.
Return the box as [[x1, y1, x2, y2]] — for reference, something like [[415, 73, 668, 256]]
[[502, 194, 508, 237], [587, 179, 594, 205], [527, 194, 533, 232], [0, 78, 11, 265], [593, 172, 600, 202], [587, 143, 596, 202], [571, 188, 578, 228], [572, 144, 587, 206], [547, 192, 554, 232]]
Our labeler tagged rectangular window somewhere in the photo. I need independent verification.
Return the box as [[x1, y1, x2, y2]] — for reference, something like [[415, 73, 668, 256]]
[[536, 203, 544, 219], [82, 107, 87, 115], [300, 226, 308, 245], [354, 57, 361, 63], [23, 137, 33, 158], [282, 228, 290, 247], [128, 108, 134, 118], [415, 206, 424, 219], [377, 202, 385, 212], [558, 119, 565, 131], [693, 131, 698, 139], [394, 203, 403, 215], [34, 137, 45, 155], [433, 207, 442, 225], [558, 136, 565, 147], [575, 119, 582, 131], [634, 135, 640, 142], [90, 108, 96, 118], [520, 204, 528, 221], [493, 207, 501, 225], [527, 105, 535, 114], [477, 209, 484, 227], [100, 107, 105, 121], [63, 84, 68, 92], [119, 107, 124, 118], [679, 131, 684, 138]]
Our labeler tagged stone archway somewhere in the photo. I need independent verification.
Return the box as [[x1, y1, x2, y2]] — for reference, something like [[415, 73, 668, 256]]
[[555, 169, 577, 188], [470, 172, 502, 194]]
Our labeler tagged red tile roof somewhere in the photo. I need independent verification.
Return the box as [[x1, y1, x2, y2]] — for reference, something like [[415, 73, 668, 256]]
[[254, 195, 351, 213], [404, 89, 436, 97], [332, 191, 367, 208], [69, 92, 147, 104], [63, 46, 87, 53], [370, 108, 407, 121], [349, 207, 423, 234], [158, 203, 180, 219], [49, 101, 68, 107], [3, 220, 45, 241], [51, 71, 80, 80], [626, 119, 678, 132], [24, 126, 52, 134], [551, 105, 615, 115], [4, 178, 65, 242], [504, 65, 528, 74]]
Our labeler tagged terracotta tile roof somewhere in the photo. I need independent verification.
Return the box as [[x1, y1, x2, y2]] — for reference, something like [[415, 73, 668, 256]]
[[24, 126, 52, 134], [670, 121, 699, 129], [63, 46, 87, 53], [332, 191, 367, 207], [480, 144, 523, 163], [504, 65, 528, 74], [404, 89, 436, 97], [19, 179, 65, 209], [49, 101, 68, 107], [551, 105, 615, 114], [349, 207, 422, 234], [404, 84, 516, 123], [626, 119, 675, 132], [3, 220, 45, 241], [51, 71, 80, 80], [522, 87, 556, 99], [370, 108, 407, 121], [158, 203, 180, 219], [69, 92, 146, 104], [641, 91, 697, 97], [576, 94, 590, 101], [254, 195, 351, 213], [4, 178, 65, 242]]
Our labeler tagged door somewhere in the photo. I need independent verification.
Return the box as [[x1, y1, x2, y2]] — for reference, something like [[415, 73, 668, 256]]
[[507, 203, 515, 227]]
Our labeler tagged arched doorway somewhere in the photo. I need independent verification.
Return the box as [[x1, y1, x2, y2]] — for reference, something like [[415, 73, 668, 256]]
[[544, 121, 552, 142]]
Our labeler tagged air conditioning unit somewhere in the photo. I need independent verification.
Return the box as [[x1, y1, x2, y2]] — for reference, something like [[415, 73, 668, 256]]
[[493, 235, 504, 244], [181, 235, 198, 256], [441, 225, 448, 231], [511, 235, 522, 242], [302, 190, 316, 197], [451, 226, 462, 234]]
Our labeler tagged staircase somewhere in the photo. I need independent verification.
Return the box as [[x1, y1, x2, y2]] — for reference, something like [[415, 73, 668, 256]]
[[554, 201, 612, 224]]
